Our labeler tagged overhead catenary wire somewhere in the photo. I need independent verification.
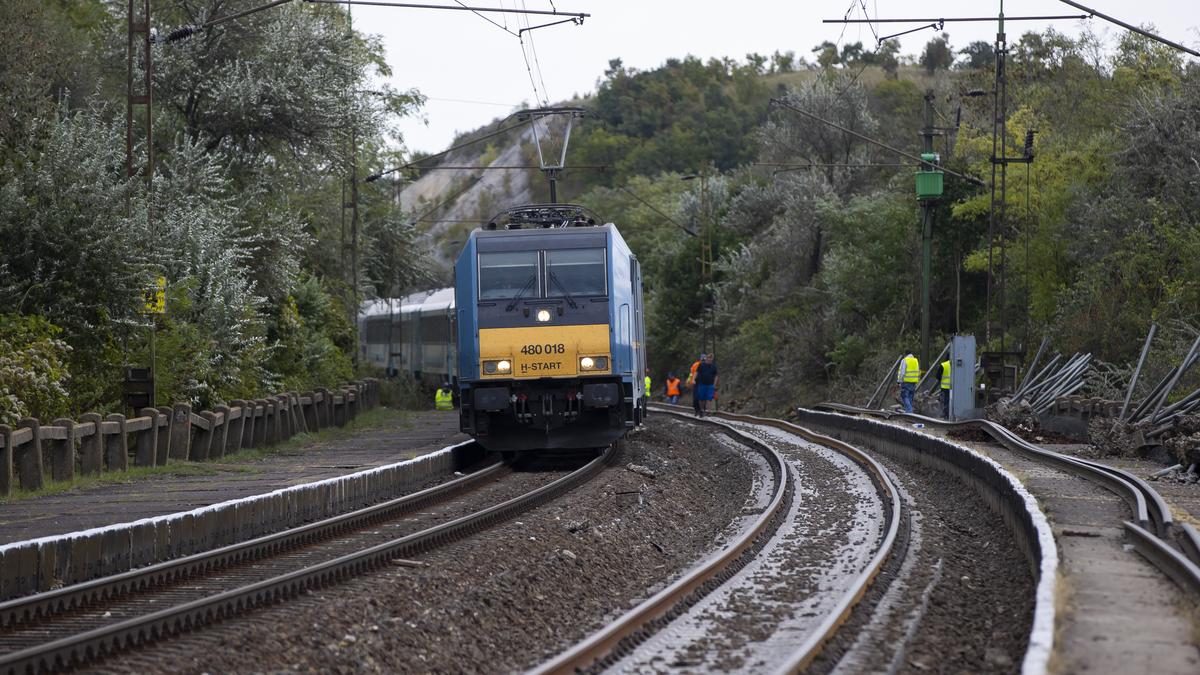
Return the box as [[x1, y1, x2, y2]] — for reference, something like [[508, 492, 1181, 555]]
[[1055, 0, 1200, 58], [614, 185, 697, 237], [366, 120, 528, 181], [769, 98, 986, 186]]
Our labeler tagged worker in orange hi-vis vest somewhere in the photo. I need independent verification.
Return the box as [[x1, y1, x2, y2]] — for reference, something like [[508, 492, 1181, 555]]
[[687, 353, 705, 415], [665, 373, 682, 404]]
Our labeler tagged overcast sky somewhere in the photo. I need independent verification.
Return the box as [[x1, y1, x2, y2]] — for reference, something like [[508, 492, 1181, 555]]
[[346, 0, 1200, 155]]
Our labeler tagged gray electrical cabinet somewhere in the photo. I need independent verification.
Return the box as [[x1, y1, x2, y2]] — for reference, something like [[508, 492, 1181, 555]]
[[950, 335, 977, 420]]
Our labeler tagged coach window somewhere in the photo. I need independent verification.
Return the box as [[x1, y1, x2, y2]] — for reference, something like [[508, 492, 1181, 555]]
[[546, 248, 606, 297], [479, 251, 539, 300]]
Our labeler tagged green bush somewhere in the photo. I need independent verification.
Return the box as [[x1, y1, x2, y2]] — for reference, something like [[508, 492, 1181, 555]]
[[0, 314, 72, 424]]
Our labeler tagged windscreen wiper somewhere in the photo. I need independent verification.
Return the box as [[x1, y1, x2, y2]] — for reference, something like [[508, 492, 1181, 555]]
[[548, 270, 579, 309], [505, 275, 537, 311]]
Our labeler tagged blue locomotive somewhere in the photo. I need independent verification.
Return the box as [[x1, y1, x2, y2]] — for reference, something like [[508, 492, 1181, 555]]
[[454, 204, 647, 452]]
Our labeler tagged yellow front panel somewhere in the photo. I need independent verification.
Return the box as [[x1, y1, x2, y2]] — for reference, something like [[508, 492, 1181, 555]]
[[480, 324, 610, 378]]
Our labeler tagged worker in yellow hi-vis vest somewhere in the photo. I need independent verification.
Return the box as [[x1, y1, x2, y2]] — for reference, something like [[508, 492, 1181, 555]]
[[934, 358, 952, 419], [895, 352, 920, 414], [434, 383, 454, 411]]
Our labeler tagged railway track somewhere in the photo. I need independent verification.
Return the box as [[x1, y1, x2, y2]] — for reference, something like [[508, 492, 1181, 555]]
[[0, 444, 613, 674], [533, 407, 902, 674], [815, 403, 1200, 595]]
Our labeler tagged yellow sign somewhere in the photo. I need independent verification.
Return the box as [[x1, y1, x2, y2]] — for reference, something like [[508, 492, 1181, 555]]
[[143, 276, 166, 315], [479, 324, 610, 378]]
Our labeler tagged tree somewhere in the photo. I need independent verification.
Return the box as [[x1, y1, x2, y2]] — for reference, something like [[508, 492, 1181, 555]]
[[920, 33, 954, 74], [878, 39, 901, 78], [771, 50, 797, 73], [812, 41, 840, 69], [957, 41, 996, 71]]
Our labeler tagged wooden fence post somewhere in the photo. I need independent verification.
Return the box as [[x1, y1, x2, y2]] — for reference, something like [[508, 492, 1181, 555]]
[[49, 418, 77, 481], [136, 408, 159, 467], [78, 413, 103, 475], [155, 405, 172, 465], [0, 425, 13, 496], [104, 414, 128, 472], [212, 405, 230, 459], [227, 401, 247, 455], [16, 418, 44, 491], [169, 404, 192, 461]]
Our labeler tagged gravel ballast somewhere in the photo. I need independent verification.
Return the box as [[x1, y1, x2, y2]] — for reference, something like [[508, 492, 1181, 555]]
[[102, 417, 756, 674]]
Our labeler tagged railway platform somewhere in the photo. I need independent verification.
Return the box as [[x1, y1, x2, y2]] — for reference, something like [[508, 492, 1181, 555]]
[[0, 408, 467, 546]]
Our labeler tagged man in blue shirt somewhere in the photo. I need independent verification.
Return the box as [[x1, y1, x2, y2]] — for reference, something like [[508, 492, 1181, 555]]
[[694, 354, 718, 417]]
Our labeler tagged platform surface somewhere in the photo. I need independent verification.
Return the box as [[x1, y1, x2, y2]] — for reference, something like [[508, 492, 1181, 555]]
[[0, 409, 467, 546]]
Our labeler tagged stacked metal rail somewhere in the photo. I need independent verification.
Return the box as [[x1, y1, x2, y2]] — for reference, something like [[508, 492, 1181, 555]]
[[1114, 326, 1200, 443], [1006, 346, 1093, 414]]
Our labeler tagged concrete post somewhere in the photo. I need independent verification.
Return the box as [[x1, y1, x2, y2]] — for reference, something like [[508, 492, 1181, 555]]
[[242, 401, 257, 449], [103, 414, 128, 472], [273, 396, 284, 444], [49, 418, 78, 481], [16, 418, 44, 491], [302, 392, 319, 433], [277, 395, 292, 441], [316, 388, 331, 428], [212, 405, 230, 459], [155, 406, 172, 465], [291, 392, 308, 434], [227, 401, 247, 455], [347, 383, 359, 421], [192, 411, 215, 461], [169, 404, 192, 461], [253, 400, 268, 447], [0, 425, 13, 496], [136, 408, 158, 467], [79, 413, 103, 475]]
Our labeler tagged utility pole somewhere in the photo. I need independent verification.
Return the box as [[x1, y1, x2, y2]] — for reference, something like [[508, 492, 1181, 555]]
[[919, 90, 936, 368], [986, 1, 1007, 352], [127, 0, 156, 406]]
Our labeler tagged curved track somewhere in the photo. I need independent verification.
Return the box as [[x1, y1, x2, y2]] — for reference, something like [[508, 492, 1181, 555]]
[[0, 445, 613, 674], [815, 403, 1200, 595], [532, 407, 901, 674]]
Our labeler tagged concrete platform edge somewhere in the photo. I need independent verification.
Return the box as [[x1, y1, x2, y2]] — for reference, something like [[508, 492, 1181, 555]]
[[0, 439, 477, 601], [794, 408, 1058, 675]]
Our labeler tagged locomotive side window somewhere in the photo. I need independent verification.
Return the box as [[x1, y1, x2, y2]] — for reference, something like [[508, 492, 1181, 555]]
[[479, 251, 539, 300], [546, 248, 606, 297]]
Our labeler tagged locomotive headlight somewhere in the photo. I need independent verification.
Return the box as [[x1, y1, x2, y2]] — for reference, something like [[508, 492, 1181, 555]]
[[579, 356, 608, 371], [483, 360, 512, 375], [536, 309, 552, 322]]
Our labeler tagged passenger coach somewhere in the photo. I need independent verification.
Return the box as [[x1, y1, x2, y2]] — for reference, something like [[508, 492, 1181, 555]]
[[455, 204, 647, 452]]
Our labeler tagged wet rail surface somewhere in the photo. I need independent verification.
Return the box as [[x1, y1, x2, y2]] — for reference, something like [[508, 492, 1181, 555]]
[[532, 408, 901, 674], [0, 446, 613, 674]]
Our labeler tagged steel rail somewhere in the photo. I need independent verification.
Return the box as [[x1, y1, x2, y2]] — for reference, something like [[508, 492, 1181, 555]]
[[0, 447, 613, 674], [529, 412, 790, 675], [685, 408, 904, 675], [0, 455, 505, 629], [533, 406, 902, 674], [813, 403, 1200, 596]]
